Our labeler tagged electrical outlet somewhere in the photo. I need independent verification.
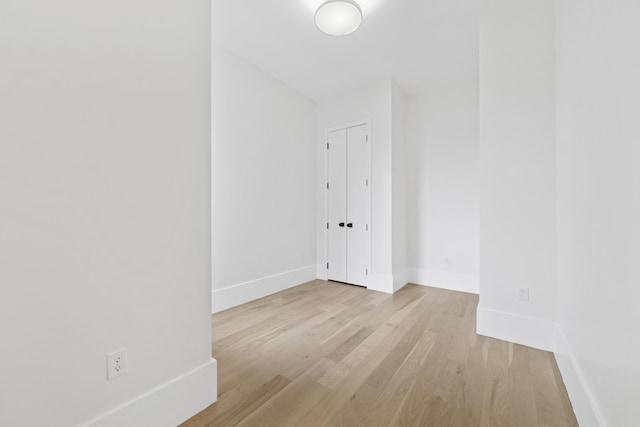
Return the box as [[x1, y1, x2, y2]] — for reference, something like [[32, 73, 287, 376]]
[[107, 348, 128, 380], [519, 287, 530, 301]]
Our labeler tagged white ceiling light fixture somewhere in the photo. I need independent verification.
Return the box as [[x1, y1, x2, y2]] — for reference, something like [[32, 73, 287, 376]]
[[315, 0, 363, 36]]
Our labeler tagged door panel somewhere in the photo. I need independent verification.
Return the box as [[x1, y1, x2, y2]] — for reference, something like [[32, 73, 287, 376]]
[[327, 129, 347, 283], [346, 124, 371, 285]]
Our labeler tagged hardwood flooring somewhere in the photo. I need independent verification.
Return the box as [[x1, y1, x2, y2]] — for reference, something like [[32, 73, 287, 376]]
[[181, 280, 578, 427]]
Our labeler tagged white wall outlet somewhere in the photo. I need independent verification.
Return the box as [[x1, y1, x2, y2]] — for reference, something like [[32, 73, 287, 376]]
[[107, 348, 128, 380], [519, 287, 530, 301]]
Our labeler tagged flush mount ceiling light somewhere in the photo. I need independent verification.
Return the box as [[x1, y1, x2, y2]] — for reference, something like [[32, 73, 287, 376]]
[[315, 0, 363, 36]]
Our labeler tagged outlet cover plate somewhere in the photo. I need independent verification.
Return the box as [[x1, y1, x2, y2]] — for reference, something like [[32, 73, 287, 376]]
[[107, 348, 128, 381]]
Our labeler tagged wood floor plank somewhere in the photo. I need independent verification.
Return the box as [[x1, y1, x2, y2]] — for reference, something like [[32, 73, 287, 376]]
[[508, 371, 539, 427], [480, 338, 510, 427], [236, 358, 335, 427], [326, 326, 375, 363], [196, 375, 290, 427], [180, 281, 578, 427], [419, 360, 466, 426], [529, 349, 580, 427], [358, 329, 438, 427], [449, 333, 488, 426], [550, 353, 580, 427]]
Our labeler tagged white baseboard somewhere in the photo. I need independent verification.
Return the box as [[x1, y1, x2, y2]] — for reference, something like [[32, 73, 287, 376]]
[[316, 263, 328, 280], [408, 268, 479, 294], [212, 265, 317, 313], [476, 306, 555, 351], [554, 326, 605, 427], [366, 272, 394, 294], [83, 358, 217, 427], [393, 269, 409, 293]]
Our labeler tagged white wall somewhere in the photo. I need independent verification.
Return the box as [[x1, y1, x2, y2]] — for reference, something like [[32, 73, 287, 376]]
[[391, 82, 409, 292], [316, 80, 394, 292], [0, 2, 216, 426], [406, 81, 480, 294], [212, 44, 317, 312], [317, 78, 479, 296], [478, 0, 557, 350], [555, 1, 640, 426]]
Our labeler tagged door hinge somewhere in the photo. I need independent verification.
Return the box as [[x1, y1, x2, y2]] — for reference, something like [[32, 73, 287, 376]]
[[327, 142, 329, 150], [366, 224, 369, 231], [366, 268, 368, 275], [366, 179, 368, 187], [366, 135, 369, 142], [326, 222, 329, 229], [327, 262, 329, 269], [326, 182, 329, 190]]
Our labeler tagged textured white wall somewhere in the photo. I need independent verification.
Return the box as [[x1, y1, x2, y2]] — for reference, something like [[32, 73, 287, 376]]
[[406, 81, 479, 293], [0, 1, 216, 426], [211, 44, 317, 309], [555, 1, 640, 425]]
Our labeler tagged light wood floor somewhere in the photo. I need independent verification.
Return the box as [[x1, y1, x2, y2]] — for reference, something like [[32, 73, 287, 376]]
[[181, 280, 578, 427]]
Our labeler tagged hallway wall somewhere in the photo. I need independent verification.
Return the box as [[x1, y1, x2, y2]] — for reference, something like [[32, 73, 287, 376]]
[[212, 44, 317, 312]]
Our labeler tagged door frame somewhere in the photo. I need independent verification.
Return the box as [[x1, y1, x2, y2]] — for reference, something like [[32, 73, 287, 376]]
[[322, 118, 372, 287]]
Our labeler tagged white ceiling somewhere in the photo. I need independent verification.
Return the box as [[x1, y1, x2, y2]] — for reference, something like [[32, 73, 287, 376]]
[[212, 0, 480, 101]]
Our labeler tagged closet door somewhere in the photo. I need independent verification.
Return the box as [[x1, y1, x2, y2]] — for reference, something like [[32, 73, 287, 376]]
[[346, 124, 370, 285], [327, 129, 347, 283], [326, 123, 371, 287]]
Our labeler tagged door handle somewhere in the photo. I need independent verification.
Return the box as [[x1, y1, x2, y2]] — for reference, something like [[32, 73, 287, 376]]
[[347, 223, 353, 228], [339, 222, 345, 227]]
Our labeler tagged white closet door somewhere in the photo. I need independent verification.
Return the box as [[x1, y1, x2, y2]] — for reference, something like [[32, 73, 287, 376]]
[[346, 124, 371, 285], [327, 129, 347, 283]]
